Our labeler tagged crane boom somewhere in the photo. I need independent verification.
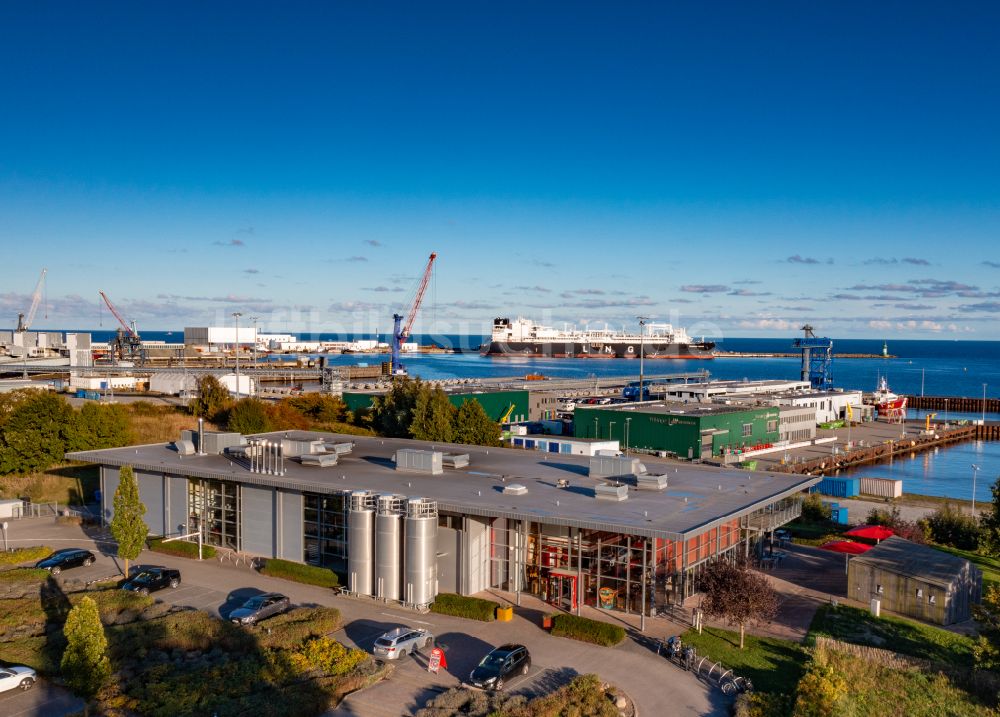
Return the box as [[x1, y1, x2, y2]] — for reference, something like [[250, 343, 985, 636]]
[[402, 252, 437, 339], [391, 252, 437, 375], [99, 290, 139, 339], [16, 268, 47, 332]]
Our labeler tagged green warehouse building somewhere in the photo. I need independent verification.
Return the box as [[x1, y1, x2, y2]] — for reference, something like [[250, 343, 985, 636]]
[[343, 388, 530, 424], [574, 403, 780, 460]]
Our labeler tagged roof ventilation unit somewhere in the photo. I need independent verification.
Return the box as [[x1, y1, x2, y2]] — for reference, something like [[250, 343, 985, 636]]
[[442, 453, 470, 469], [503, 483, 528, 496], [595, 482, 629, 502], [589, 455, 644, 481], [635, 474, 669, 491], [173, 439, 195, 455], [395, 449, 443, 475]]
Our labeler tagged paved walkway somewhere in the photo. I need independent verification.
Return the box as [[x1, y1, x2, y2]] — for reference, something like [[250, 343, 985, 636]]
[[6, 518, 729, 717]]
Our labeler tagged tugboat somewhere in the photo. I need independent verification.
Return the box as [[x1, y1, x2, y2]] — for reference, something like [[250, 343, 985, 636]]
[[871, 376, 907, 421]]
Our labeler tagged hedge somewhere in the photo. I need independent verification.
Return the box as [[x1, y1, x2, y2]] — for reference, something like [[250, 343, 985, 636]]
[[429, 593, 499, 622], [148, 537, 216, 560], [0, 567, 50, 583], [0, 546, 52, 566], [259, 559, 339, 588], [550, 614, 625, 647]]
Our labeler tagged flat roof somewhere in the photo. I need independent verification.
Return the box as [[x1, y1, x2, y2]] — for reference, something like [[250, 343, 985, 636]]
[[585, 402, 767, 417], [850, 536, 976, 588], [68, 432, 817, 541]]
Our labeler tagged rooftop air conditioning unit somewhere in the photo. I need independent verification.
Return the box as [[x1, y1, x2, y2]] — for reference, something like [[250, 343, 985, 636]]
[[503, 484, 528, 496]]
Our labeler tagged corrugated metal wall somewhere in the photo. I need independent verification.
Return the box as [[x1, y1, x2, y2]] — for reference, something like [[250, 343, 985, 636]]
[[166, 476, 188, 535], [279, 490, 303, 562], [242, 485, 276, 557], [101, 466, 120, 524], [136, 471, 165, 536]]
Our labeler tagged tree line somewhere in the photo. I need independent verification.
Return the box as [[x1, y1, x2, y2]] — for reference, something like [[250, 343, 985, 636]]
[[0, 390, 131, 475]]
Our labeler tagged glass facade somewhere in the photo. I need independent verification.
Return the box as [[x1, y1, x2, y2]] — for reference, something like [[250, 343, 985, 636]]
[[304, 492, 347, 570], [187, 478, 240, 550]]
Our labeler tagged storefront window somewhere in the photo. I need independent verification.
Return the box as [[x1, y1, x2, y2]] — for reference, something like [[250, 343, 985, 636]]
[[304, 492, 347, 570], [188, 478, 240, 550]]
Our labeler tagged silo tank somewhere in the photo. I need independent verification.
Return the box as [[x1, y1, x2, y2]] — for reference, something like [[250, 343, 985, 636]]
[[404, 500, 438, 607], [375, 509, 402, 601], [348, 494, 375, 596]]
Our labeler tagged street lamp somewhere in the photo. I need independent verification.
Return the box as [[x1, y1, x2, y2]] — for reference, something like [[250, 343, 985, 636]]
[[983, 384, 988, 425], [1, 521, 8, 552], [252, 316, 260, 391], [608, 421, 616, 442], [232, 312, 243, 400], [625, 417, 632, 455], [637, 316, 650, 402], [972, 464, 980, 517]]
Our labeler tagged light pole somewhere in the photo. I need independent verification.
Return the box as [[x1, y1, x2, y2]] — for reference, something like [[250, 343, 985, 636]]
[[1, 521, 8, 552], [983, 384, 988, 425], [944, 398, 949, 423], [608, 421, 616, 442], [594, 417, 599, 439], [232, 312, 243, 400], [972, 464, 980, 517], [251, 316, 260, 395], [637, 316, 649, 402], [625, 417, 632, 455]]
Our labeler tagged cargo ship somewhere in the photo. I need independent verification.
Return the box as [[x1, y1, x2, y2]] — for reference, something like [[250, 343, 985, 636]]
[[482, 317, 715, 359]]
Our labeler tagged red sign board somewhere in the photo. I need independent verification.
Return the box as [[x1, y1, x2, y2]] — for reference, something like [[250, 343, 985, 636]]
[[428, 647, 447, 673]]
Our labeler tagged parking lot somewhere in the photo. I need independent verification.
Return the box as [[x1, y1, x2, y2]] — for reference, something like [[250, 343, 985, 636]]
[[4, 517, 729, 717]]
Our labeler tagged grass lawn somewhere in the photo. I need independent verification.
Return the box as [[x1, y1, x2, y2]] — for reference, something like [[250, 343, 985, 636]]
[[931, 544, 1000, 590], [807, 604, 976, 667], [679, 626, 807, 695]]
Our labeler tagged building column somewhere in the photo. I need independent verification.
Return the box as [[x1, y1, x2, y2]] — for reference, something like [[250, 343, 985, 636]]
[[576, 528, 583, 617]]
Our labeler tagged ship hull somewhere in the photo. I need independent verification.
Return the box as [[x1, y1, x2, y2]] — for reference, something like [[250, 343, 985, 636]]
[[482, 340, 716, 359]]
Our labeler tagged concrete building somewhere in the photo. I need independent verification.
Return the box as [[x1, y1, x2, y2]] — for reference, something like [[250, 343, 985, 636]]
[[772, 389, 864, 424], [184, 327, 258, 352], [574, 403, 781, 460], [509, 435, 620, 456], [777, 406, 817, 443], [847, 536, 982, 625], [68, 431, 816, 613], [661, 379, 811, 402]]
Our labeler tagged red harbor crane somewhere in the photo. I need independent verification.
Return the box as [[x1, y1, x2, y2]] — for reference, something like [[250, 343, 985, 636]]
[[391, 252, 437, 375], [99, 290, 143, 361]]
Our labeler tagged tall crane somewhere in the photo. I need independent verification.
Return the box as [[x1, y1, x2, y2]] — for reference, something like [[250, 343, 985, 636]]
[[391, 252, 437, 376], [792, 324, 833, 390], [99, 290, 143, 362], [15, 268, 47, 332]]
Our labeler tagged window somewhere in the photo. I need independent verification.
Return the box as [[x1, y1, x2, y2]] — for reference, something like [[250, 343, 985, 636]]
[[929, 595, 936, 605], [877, 585, 884, 594], [188, 478, 240, 550], [766, 420, 777, 433], [304, 492, 347, 569], [742, 423, 752, 437], [916, 588, 923, 599]]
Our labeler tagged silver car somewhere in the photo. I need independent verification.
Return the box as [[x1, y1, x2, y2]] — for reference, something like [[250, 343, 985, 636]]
[[230, 592, 291, 625], [372, 627, 434, 659]]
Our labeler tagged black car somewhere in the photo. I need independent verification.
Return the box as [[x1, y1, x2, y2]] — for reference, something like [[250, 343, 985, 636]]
[[121, 567, 181, 596], [468, 644, 531, 691], [35, 548, 96, 575]]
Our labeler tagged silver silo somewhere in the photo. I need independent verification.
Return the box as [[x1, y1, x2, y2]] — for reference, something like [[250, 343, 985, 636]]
[[375, 494, 405, 601], [404, 498, 438, 608], [348, 491, 376, 596]]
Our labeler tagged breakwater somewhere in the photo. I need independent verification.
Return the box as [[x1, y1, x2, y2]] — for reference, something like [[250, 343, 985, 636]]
[[906, 395, 1000, 414]]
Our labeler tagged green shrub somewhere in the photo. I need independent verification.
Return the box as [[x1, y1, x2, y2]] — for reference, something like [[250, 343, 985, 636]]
[[0, 546, 52, 566], [259, 558, 339, 588], [257, 607, 343, 649], [801, 493, 832, 522], [429, 593, 499, 622], [148, 536, 216, 560], [549, 613, 625, 647]]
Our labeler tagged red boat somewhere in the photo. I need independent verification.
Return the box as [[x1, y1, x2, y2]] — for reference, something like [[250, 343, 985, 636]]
[[872, 376, 907, 421]]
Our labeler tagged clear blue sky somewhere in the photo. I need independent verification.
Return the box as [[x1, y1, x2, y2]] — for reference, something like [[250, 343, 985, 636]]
[[1, 1, 998, 338]]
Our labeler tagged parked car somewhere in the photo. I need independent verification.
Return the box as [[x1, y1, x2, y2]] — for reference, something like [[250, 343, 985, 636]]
[[230, 592, 290, 625], [468, 644, 531, 691], [35, 548, 96, 575], [372, 627, 434, 660], [121, 567, 181, 596], [0, 665, 36, 693]]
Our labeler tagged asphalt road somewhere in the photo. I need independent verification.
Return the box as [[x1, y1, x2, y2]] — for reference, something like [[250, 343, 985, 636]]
[[6, 518, 730, 717]]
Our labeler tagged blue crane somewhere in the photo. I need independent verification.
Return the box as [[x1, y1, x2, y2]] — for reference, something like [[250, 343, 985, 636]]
[[792, 324, 833, 390]]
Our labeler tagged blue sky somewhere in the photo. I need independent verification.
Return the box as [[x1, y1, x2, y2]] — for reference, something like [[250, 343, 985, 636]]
[[1, 1, 998, 338]]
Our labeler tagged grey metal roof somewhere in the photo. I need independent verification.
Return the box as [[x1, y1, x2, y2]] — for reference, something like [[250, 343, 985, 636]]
[[849, 536, 975, 588], [586, 402, 764, 417], [67, 431, 817, 541]]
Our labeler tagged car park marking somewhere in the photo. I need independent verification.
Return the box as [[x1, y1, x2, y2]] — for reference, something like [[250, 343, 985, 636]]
[[379, 612, 433, 626]]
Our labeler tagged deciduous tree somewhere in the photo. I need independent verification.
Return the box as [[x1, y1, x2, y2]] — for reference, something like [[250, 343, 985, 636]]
[[979, 477, 1000, 556], [189, 374, 231, 420], [370, 378, 423, 437], [226, 397, 273, 434], [0, 390, 76, 474], [110, 465, 148, 577], [61, 595, 110, 715], [410, 386, 456, 442], [697, 558, 778, 649], [453, 399, 502, 447]]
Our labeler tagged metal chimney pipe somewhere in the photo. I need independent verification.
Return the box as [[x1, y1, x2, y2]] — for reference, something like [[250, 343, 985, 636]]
[[197, 417, 205, 455]]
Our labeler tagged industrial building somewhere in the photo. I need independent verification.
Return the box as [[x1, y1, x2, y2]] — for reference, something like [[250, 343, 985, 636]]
[[574, 403, 781, 460], [660, 379, 811, 402], [184, 326, 258, 352], [343, 389, 530, 424], [847, 536, 982, 625], [68, 430, 816, 614]]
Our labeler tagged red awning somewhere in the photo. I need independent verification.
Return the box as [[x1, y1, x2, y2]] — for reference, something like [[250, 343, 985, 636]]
[[819, 540, 872, 554], [843, 525, 895, 541]]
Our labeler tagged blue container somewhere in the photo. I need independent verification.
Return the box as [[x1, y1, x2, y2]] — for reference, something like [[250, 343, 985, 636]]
[[75, 389, 86, 398], [815, 477, 860, 498]]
